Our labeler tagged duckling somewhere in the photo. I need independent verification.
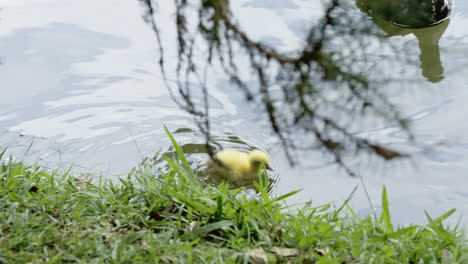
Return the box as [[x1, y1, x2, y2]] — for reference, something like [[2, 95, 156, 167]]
[[207, 149, 273, 184]]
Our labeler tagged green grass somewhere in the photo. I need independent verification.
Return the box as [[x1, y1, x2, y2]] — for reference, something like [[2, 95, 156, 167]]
[[0, 133, 467, 263]]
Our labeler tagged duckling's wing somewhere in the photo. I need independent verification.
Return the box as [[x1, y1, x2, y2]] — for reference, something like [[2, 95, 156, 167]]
[[213, 150, 250, 176]]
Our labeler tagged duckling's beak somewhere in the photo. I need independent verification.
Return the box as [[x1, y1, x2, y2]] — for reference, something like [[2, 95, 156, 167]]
[[266, 165, 274, 171]]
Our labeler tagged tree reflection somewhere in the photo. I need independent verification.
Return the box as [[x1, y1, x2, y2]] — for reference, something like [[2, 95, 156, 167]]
[[357, 0, 452, 83], [138, 0, 451, 174], [356, 0, 451, 28]]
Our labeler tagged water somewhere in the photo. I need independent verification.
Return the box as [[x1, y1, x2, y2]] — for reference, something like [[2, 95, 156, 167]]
[[1, 0, 468, 226]]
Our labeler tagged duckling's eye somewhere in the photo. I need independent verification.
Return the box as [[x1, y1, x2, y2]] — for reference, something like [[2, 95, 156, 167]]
[[252, 160, 265, 166]]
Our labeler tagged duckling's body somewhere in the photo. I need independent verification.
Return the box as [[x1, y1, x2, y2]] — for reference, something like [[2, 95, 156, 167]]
[[207, 149, 272, 184]]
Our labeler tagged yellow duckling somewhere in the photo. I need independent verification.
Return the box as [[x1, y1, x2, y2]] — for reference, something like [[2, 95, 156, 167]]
[[208, 149, 273, 184]]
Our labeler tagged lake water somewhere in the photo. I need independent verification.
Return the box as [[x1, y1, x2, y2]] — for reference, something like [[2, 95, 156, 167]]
[[1, 0, 468, 226]]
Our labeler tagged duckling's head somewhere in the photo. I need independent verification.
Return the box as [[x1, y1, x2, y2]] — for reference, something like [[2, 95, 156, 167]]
[[248, 149, 273, 171]]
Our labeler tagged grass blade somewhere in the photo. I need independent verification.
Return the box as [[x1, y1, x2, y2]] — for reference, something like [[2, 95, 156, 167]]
[[267, 189, 302, 206], [164, 125, 191, 169], [380, 186, 393, 233], [433, 208, 456, 225]]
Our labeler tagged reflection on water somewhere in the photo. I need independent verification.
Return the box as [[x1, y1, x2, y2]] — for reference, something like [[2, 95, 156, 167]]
[[356, 0, 452, 28], [415, 21, 450, 82], [357, 0, 451, 82]]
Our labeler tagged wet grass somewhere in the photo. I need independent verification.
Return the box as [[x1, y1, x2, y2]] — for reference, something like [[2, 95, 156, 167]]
[[0, 132, 467, 263]]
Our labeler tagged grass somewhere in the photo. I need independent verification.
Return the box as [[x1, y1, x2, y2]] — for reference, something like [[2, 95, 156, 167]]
[[0, 131, 467, 263]]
